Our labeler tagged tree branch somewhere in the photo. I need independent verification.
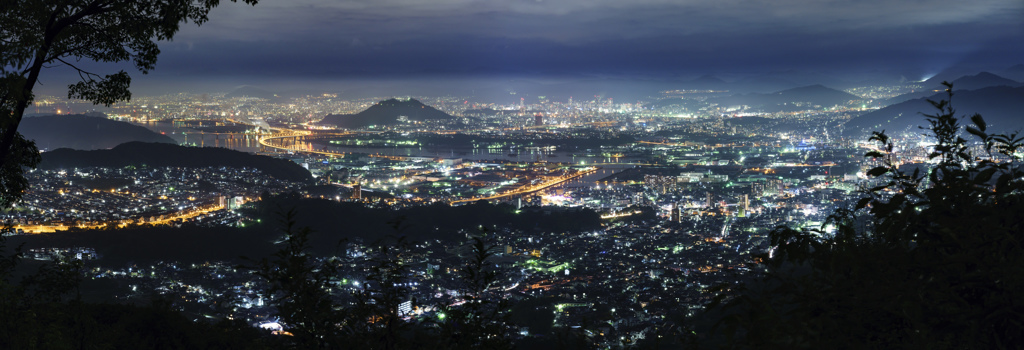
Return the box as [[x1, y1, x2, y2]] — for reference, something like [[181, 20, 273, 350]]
[[54, 57, 101, 82]]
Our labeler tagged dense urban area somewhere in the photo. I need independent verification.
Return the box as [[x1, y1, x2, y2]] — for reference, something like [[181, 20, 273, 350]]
[[5, 77, 975, 348]]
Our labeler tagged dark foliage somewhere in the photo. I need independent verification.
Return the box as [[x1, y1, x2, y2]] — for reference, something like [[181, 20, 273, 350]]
[[8, 225, 278, 265], [247, 210, 344, 349], [1, 0, 258, 206], [252, 193, 602, 250], [696, 82, 1024, 349], [0, 131, 39, 208], [846, 85, 1024, 136], [434, 234, 514, 350], [0, 234, 274, 350]]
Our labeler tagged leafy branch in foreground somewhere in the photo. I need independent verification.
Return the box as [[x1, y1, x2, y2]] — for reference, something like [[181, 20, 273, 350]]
[[1, 0, 258, 206], [435, 233, 513, 350], [696, 82, 1024, 349], [247, 209, 343, 349]]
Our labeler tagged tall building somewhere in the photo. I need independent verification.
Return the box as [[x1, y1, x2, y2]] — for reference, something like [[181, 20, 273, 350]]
[[398, 300, 412, 316], [644, 175, 678, 194], [534, 113, 544, 126], [670, 202, 680, 222], [751, 181, 765, 198], [227, 196, 244, 210], [352, 182, 362, 200]]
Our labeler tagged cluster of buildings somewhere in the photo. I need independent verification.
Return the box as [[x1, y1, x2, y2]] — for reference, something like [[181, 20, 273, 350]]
[[5, 166, 306, 231], [15, 82, 943, 345]]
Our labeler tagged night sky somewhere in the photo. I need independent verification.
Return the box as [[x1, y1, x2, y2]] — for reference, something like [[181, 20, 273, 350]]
[[40, 0, 1024, 95]]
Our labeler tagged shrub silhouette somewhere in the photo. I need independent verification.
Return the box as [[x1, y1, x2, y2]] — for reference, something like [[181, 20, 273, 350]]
[[696, 82, 1024, 349]]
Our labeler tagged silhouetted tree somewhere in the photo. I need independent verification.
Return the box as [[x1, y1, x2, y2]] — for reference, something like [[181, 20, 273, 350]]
[[435, 234, 514, 350], [697, 83, 1024, 349], [248, 209, 343, 349], [347, 235, 414, 350], [0, 0, 257, 205]]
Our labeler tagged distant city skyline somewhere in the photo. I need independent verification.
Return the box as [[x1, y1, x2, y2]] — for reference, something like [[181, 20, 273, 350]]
[[37, 0, 1024, 96]]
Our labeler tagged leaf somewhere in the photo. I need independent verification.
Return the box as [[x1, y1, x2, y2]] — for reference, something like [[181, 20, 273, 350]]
[[67, 71, 132, 106], [966, 126, 987, 140], [975, 167, 998, 184], [869, 131, 889, 144], [970, 113, 987, 133], [864, 151, 884, 158], [866, 166, 888, 177]]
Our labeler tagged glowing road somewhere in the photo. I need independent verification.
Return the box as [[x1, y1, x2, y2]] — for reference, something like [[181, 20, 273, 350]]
[[450, 167, 597, 205], [15, 204, 226, 234]]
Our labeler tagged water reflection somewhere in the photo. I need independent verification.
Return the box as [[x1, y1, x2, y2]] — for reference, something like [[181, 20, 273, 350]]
[[130, 121, 262, 153]]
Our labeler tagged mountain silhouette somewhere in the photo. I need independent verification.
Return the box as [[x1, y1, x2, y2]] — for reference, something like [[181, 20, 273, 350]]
[[687, 74, 730, 90], [39, 142, 313, 182], [885, 72, 1022, 105], [224, 86, 280, 100], [845, 85, 1024, 136], [713, 84, 861, 111], [921, 66, 981, 86], [1002, 64, 1024, 81], [317, 98, 458, 128], [951, 72, 1022, 89], [21, 114, 175, 151]]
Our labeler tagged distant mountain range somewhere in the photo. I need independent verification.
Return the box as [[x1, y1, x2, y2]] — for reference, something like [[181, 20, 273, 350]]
[[687, 74, 730, 90], [203, 64, 1024, 105], [317, 98, 459, 129], [674, 70, 899, 94], [224, 86, 283, 100], [711, 85, 862, 111], [39, 142, 313, 182], [885, 72, 1022, 104], [844, 85, 1024, 136], [1002, 64, 1024, 82]]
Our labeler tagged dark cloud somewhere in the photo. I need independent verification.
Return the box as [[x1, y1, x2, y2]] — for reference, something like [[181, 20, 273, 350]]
[[37, 0, 1024, 95]]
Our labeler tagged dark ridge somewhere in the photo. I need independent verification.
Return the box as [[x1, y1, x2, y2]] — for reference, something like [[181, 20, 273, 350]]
[[38, 142, 313, 182], [844, 85, 1024, 136], [317, 98, 458, 128], [21, 114, 176, 151], [885, 72, 1022, 105], [7, 226, 278, 265], [686, 74, 730, 89], [951, 72, 1022, 90], [223, 85, 279, 100], [713, 84, 862, 110], [250, 194, 603, 251], [1003, 64, 1024, 81]]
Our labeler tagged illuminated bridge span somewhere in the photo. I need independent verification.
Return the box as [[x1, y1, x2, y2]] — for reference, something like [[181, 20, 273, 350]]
[[258, 132, 415, 160], [450, 167, 598, 205]]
